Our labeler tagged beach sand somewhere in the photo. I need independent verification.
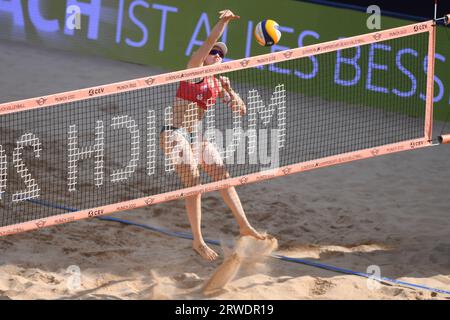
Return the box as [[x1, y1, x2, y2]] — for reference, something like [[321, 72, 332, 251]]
[[0, 40, 449, 300]]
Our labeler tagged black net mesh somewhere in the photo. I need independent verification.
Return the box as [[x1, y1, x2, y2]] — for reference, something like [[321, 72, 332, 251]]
[[0, 32, 429, 227]]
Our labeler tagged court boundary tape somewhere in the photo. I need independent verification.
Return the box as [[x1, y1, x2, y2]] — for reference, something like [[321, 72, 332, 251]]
[[23, 198, 450, 296]]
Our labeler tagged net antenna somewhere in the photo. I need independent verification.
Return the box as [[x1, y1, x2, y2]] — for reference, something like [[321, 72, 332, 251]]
[[434, 1, 450, 144], [434, 0, 437, 22], [433, 0, 449, 25]]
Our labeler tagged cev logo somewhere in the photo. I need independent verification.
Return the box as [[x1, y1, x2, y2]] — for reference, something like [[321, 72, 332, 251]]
[[88, 88, 105, 96], [414, 24, 428, 32]]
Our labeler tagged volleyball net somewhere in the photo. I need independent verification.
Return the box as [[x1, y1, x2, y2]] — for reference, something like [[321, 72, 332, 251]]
[[0, 20, 437, 236]]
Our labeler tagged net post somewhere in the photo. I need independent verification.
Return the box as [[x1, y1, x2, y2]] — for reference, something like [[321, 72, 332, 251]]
[[424, 21, 436, 142]]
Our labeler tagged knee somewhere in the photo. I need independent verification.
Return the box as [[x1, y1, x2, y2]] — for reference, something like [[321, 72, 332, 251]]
[[185, 192, 201, 203]]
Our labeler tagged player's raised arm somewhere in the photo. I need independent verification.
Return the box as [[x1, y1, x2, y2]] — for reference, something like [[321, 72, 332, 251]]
[[187, 10, 240, 68]]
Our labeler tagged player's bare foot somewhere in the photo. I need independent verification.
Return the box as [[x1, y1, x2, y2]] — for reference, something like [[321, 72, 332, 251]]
[[193, 242, 219, 261], [240, 226, 266, 240]]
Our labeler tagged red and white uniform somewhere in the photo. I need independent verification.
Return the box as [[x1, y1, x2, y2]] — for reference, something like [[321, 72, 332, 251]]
[[176, 77, 221, 110]]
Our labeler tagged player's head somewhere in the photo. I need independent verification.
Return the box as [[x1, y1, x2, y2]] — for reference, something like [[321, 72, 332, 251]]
[[204, 42, 227, 66]]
